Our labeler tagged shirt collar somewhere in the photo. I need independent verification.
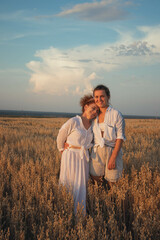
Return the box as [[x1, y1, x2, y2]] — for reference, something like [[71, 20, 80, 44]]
[[104, 105, 112, 123], [95, 105, 112, 124], [106, 105, 112, 112]]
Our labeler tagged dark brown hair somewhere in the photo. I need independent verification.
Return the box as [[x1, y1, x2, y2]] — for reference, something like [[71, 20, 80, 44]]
[[80, 95, 95, 113], [93, 84, 110, 98]]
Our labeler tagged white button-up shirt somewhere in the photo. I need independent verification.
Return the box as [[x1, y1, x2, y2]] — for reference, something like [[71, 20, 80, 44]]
[[92, 105, 126, 149]]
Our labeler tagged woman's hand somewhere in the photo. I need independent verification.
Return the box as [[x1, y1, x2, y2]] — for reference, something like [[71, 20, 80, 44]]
[[108, 155, 116, 170], [107, 139, 123, 170], [64, 142, 69, 149], [61, 142, 69, 154]]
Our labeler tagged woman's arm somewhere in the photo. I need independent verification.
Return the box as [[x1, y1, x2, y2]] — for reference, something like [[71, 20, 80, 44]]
[[108, 139, 123, 170], [57, 127, 68, 153], [108, 111, 126, 170], [57, 118, 74, 152]]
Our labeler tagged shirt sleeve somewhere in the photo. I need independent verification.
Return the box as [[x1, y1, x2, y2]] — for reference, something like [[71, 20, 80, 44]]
[[56, 118, 75, 151], [115, 112, 126, 141]]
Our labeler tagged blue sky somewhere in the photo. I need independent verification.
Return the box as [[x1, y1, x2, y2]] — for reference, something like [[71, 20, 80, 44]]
[[0, 0, 160, 116]]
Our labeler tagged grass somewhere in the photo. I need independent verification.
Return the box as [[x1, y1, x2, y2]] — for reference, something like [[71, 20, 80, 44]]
[[0, 117, 160, 239]]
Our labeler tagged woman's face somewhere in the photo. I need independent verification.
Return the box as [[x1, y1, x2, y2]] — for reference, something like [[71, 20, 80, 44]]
[[84, 103, 99, 119], [94, 90, 109, 109]]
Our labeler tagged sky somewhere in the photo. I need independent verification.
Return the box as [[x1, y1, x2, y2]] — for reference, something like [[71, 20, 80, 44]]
[[0, 0, 160, 116]]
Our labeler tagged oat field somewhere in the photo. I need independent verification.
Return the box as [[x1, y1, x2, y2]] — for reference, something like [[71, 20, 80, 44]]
[[0, 117, 160, 240]]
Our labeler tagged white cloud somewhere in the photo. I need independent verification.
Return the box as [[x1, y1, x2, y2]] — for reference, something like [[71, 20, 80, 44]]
[[138, 25, 160, 48], [26, 25, 160, 96], [56, 0, 129, 22], [27, 47, 98, 95]]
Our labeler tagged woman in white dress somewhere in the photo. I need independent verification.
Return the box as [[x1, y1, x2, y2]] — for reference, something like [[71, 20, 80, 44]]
[[57, 95, 99, 214]]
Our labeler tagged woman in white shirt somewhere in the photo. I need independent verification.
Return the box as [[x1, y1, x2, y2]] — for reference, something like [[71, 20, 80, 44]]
[[57, 95, 99, 214], [90, 85, 126, 187]]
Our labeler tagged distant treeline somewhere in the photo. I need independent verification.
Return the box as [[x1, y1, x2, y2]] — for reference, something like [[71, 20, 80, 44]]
[[0, 110, 159, 119]]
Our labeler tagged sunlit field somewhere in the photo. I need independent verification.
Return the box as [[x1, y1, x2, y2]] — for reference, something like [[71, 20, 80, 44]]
[[0, 117, 160, 239]]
